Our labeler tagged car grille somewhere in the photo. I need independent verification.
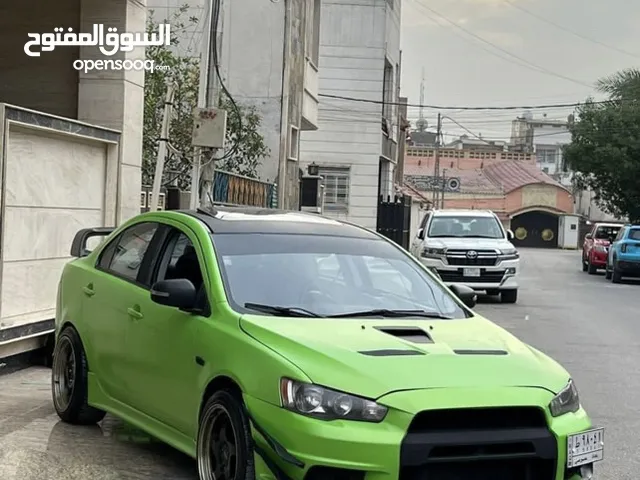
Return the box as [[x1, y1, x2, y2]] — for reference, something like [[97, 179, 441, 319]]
[[446, 249, 498, 267], [438, 270, 505, 284], [400, 407, 556, 480]]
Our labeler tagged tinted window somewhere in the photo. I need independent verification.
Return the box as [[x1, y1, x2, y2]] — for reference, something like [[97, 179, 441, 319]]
[[428, 216, 504, 239], [156, 232, 204, 292], [594, 226, 620, 240], [213, 233, 467, 319], [107, 223, 158, 281], [419, 212, 431, 230], [629, 228, 640, 241]]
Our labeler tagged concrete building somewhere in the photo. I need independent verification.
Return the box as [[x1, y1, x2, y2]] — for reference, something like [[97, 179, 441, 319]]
[[299, 0, 402, 229], [510, 111, 572, 185], [446, 134, 507, 152], [1, 0, 145, 223], [220, 0, 321, 210]]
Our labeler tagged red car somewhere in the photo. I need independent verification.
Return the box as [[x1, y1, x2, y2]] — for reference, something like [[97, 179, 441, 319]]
[[582, 223, 622, 274]]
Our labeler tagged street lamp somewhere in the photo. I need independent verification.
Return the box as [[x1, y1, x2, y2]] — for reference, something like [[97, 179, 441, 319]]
[[307, 161, 319, 176]]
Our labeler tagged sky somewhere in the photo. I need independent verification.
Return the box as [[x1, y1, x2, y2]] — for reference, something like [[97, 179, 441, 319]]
[[399, 0, 640, 142]]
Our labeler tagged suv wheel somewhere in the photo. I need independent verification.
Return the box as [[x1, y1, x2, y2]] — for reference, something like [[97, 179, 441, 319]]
[[582, 254, 588, 272], [587, 257, 598, 275], [605, 262, 612, 280], [501, 290, 518, 304], [611, 260, 623, 284]]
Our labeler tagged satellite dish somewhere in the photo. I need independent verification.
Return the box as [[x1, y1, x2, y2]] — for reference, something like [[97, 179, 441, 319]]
[[447, 177, 461, 192]]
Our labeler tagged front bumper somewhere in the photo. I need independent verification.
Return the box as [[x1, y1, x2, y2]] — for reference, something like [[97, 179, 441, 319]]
[[246, 387, 597, 480], [589, 249, 608, 267], [419, 256, 519, 291]]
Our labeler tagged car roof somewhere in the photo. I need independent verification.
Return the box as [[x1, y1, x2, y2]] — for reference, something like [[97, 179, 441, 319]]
[[173, 206, 381, 239], [431, 209, 496, 218]]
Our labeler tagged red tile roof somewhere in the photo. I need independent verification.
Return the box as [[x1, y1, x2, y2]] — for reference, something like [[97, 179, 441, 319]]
[[483, 160, 568, 193]]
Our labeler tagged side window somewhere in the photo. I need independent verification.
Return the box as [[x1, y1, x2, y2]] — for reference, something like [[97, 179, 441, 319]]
[[156, 231, 204, 292], [614, 228, 625, 242], [105, 223, 158, 281]]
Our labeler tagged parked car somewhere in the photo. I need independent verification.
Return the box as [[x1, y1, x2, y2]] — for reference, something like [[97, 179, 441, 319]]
[[581, 223, 622, 274], [605, 224, 640, 283], [53, 207, 603, 480], [410, 209, 520, 303]]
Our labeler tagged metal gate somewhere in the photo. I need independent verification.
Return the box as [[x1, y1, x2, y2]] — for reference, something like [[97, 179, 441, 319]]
[[376, 195, 412, 249], [510, 210, 559, 248]]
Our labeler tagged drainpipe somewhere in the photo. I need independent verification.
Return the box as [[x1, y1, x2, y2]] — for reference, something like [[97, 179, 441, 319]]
[[277, 0, 292, 209]]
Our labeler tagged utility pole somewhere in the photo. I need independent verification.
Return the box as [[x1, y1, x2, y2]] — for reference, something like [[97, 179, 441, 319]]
[[190, 0, 222, 210], [432, 113, 442, 209], [150, 82, 177, 211], [441, 168, 447, 209]]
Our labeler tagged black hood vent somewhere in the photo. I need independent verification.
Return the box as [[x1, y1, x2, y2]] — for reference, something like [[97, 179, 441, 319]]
[[359, 349, 426, 357], [454, 349, 508, 356], [375, 326, 433, 344]]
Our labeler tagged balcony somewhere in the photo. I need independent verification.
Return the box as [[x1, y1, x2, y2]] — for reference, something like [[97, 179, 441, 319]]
[[301, 57, 319, 131]]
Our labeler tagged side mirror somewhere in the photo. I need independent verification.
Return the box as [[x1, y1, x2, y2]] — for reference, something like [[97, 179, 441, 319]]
[[417, 228, 425, 240], [150, 279, 197, 311], [449, 284, 477, 309], [585, 233, 592, 240], [506, 229, 514, 241]]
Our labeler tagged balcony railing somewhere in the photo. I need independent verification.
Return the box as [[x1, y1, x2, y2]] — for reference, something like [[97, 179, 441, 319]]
[[212, 169, 277, 208]]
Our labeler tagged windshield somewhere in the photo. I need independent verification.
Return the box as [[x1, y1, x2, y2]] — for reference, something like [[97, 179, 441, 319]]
[[595, 226, 620, 240], [428, 215, 504, 239], [211, 233, 468, 319]]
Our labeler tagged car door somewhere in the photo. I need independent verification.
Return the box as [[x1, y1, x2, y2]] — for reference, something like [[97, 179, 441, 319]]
[[83, 221, 160, 405], [124, 224, 209, 436]]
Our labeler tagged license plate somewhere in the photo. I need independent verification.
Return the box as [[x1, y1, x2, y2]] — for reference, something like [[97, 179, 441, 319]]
[[463, 268, 481, 277], [567, 428, 605, 468]]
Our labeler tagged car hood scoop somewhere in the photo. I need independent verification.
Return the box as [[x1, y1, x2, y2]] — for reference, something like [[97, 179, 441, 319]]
[[240, 315, 569, 399], [374, 326, 434, 344]]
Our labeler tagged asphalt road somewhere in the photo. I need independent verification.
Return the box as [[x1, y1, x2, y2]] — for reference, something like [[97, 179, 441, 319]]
[[476, 248, 640, 480], [0, 247, 638, 479]]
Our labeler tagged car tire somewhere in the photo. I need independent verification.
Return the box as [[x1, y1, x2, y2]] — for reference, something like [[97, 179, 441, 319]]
[[612, 261, 623, 284], [582, 254, 588, 272], [605, 263, 612, 280], [501, 290, 518, 304], [51, 326, 106, 425], [587, 258, 597, 275], [197, 390, 255, 480]]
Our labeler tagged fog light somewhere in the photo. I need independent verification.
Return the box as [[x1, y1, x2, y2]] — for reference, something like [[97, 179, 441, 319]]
[[580, 464, 594, 479], [506, 267, 516, 275]]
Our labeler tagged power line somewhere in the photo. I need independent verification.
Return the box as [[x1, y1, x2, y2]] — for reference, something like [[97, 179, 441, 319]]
[[318, 92, 615, 111], [409, 0, 594, 89], [503, 0, 640, 60]]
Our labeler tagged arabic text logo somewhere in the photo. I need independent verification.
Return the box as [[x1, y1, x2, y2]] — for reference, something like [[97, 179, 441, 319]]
[[24, 24, 171, 57]]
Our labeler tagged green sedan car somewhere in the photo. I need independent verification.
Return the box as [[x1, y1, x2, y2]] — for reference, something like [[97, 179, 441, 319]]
[[52, 207, 604, 480]]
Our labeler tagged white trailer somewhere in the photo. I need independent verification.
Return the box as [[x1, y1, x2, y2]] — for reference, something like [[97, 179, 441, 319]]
[[0, 104, 139, 369]]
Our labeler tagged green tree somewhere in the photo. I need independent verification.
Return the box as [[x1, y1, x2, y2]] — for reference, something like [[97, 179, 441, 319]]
[[564, 67, 640, 222], [143, 7, 269, 189]]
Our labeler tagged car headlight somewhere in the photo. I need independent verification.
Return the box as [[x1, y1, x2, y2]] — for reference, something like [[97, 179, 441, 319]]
[[549, 379, 580, 417], [594, 245, 607, 253], [280, 378, 388, 422], [500, 247, 519, 259], [421, 247, 446, 258]]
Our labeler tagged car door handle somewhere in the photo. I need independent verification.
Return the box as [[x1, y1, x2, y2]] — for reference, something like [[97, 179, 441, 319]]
[[127, 307, 144, 320], [83, 284, 95, 297]]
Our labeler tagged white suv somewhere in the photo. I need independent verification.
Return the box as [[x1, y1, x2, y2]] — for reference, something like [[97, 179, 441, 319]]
[[410, 209, 520, 304]]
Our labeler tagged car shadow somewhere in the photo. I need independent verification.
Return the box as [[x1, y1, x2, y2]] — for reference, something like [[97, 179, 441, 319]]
[[45, 417, 197, 479]]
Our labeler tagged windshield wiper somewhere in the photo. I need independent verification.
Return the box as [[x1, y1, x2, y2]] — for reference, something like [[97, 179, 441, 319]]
[[244, 302, 321, 318], [328, 309, 452, 319]]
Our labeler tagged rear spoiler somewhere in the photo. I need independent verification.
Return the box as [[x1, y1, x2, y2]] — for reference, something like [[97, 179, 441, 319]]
[[70, 227, 116, 257]]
